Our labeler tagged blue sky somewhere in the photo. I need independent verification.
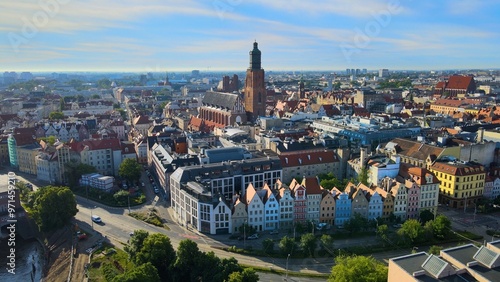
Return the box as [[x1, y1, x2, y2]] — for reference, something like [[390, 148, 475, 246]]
[[1, 0, 499, 72]]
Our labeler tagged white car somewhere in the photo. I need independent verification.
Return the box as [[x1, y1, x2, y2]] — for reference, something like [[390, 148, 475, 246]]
[[247, 234, 259, 240], [91, 215, 102, 223]]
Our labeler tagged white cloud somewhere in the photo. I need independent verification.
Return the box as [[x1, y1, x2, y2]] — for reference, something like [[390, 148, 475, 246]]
[[251, 0, 409, 18]]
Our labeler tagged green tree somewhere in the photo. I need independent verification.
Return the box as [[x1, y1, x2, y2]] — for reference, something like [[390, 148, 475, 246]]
[[397, 219, 424, 244], [419, 210, 435, 225], [90, 94, 101, 99], [279, 236, 296, 255], [114, 190, 130, 205], [125, 230, 149, 260], [173, 239, 201, 281], [344, 213, 369, 234], [300, 233, 317, 257], [97, 78, 112, 89], [428, 245, 443, 255], [238, 222, 256, 235], [320, 234, 334, 253], [227, 268, 259, 282], [135, 233, 176, 281], [28, 186, 78, 232], [116, 108, 128, 120], [377, 224, 389, 244], [112, 262, 160, 282], [119, 158, 142, 183], [220, 257, 242, 280], [432, 215, 451, 239], [358, 168, 369, 186], [262, 238, 274, 253], [49, 111, 64, 120], [329, 255, 388, 282], [65, 162, 97, 187]]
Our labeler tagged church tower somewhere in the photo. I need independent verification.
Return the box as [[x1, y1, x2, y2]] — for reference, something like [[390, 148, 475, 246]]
[[244, 41, 266, 122]]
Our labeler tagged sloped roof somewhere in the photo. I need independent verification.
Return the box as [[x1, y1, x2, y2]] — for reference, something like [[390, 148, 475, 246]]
[[431, 161, 485, 176], [202, 91, 239, 109], [243, 183, 258, 205], [446, 75, 475, 90], [301, 177, 322, 195], [279, 150, 338, 167], [385, 138, 444, 162], [133, 115, 150, 125]]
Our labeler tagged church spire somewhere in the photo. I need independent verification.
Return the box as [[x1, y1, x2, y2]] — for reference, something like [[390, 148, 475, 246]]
[[249, 41, 261, 70]]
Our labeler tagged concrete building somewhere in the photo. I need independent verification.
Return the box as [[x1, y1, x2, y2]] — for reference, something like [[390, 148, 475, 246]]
[[169, 157, 282, 234], [430, 159, 486, 209]]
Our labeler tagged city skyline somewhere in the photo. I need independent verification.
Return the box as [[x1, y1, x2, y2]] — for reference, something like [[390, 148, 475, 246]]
[[1, 0, 499, 72]]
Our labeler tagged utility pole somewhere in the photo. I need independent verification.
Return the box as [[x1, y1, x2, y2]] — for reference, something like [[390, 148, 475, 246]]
[[285, 253, 290, 281]]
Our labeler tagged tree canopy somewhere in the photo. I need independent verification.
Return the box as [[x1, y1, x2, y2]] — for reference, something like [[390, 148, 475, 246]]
[[112, 262, 160, 282], [397, 219, 424, 244], [135, 233, 176, 281], [431, 215, 451, 239], [300, 233, 317, 257], [227, 268, 259, 282], [119, 158, 142, 183], [49, 111, 64, 120], [279, 236, 296, 255], [65, 162, 97, 187], [124, 235, 246, 282], [329, 255, 388, 282], [27, 186, 78, 232]]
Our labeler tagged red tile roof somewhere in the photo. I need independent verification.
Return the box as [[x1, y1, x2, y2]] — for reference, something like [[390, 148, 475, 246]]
[[301, 177, 323, 195], [279, 150, 338, 167], [72, 138, 121, 152], [446, 75, 474, 90]]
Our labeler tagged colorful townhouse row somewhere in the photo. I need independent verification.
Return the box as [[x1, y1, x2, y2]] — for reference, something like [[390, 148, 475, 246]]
[[170, 157, 442, 235]]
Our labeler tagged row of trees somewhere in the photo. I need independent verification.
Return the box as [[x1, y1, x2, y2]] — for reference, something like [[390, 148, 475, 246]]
[[121, 231, 258, 282]]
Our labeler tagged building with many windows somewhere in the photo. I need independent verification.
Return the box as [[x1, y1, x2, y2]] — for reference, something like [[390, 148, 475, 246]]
[[430, 159, 486, 209], [169, 157, 282, 234]]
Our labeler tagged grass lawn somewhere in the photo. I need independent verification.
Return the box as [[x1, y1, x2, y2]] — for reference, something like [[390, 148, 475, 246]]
[[129, 210, 170, 230], [87, 244, 134, 282]]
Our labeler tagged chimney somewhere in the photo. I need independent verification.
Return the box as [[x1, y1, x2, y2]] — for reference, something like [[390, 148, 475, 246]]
[[360, 146, 368, 169], [477, 127, 484, 143]]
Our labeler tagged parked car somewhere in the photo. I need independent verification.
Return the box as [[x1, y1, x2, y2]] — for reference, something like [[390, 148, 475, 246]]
[[141, 182, 145, 187], [91, 215, 102, 223], [76, 231, 87, 240], [269, 230, 279, 235], [247, 234, 259, 240], [154, 188, 159, 194]]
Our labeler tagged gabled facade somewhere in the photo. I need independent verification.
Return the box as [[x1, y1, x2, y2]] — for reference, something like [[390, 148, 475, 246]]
[[390, 181, 407, 221], [408, 167, 440, 216], [212, 200, 232, 234], [334, 191, 351, 227], [302, 177, 322, 223], [262, 183, 280, 231], [244, 183, 264, 231], [375, 187, 394, 220], [290, 179, 307, 223], [346, 184, 369, 218], [320, 190, 335, 225], [231, 197, 248, 233], [405, 180, 420, 219], [359, 184, 383, 221], [275, 180, 294, 229]]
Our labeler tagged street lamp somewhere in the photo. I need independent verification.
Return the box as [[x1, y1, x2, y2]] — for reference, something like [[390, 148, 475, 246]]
[[244, 220, 247, 249], [90, 206, 94, 230], [285, 253, 290, 281], [127, 194, 131, 214]]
